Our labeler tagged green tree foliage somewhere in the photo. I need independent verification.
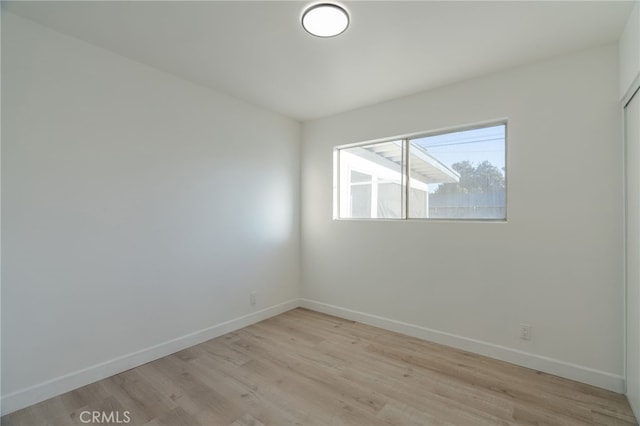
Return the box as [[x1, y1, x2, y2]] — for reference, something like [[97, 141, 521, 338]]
[[435, 160, 505, 194]]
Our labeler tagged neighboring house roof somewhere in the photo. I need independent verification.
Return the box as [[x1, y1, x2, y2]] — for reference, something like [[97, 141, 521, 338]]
[[362, 142, 460, 185]]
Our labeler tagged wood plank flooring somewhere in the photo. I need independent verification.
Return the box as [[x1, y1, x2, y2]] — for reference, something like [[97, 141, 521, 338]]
[[2, 308, 637, 425]]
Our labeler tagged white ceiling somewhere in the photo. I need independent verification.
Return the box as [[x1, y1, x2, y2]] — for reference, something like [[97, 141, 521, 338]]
[[3, 1, 635, 121]]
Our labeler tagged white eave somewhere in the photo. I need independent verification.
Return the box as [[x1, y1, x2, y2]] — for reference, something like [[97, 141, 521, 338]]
[[363, 142, 460, 185]]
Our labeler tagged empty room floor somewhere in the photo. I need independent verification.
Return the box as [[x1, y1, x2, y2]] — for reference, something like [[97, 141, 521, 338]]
[[2, 308, 637, 426]]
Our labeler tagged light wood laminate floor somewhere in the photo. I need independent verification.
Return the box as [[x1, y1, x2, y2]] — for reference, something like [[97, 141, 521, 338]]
[[2, 308, 637, 426]]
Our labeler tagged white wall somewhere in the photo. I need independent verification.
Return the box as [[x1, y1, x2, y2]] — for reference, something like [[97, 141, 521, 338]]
[[1, 12, 300, 413], [621, 2, 640, 418], [625, 90, 640, 422], [620, 2, 640, 101], [301, 45, 625, 391]]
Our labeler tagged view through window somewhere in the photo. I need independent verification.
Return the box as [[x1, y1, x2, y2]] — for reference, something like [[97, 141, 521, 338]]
[[335, 123, 506, 220]]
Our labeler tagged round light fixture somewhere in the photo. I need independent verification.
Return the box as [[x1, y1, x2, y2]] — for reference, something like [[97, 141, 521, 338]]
[[302, 3, 349, 38]]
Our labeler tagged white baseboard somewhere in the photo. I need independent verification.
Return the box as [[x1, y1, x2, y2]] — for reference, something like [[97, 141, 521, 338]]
[[0, 299, 300, 416], [299, 298, 625, 394], [2, 297, 625, 416]]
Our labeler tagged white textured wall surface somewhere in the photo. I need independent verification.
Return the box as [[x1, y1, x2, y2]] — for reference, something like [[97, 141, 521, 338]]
[[625, 91, 640, 418], [302, 45, 624, 382], [1, 12, 300, 404], [620, 2, 640, 100]]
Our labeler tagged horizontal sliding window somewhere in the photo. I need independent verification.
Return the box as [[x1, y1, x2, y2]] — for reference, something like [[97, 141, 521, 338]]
[[335, 123, 506, 220]]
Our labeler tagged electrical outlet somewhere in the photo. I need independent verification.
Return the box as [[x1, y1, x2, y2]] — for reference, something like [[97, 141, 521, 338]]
[[520, 323, 531, 341], [250, 291, 256, 306]]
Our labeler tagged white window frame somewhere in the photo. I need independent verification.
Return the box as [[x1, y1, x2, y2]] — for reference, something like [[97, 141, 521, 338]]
[[333, 120, 507, 221]]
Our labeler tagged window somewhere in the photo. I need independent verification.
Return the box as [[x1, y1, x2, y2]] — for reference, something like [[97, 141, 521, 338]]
[[334, 123, 506, 220], [337, 140, 405, 219]]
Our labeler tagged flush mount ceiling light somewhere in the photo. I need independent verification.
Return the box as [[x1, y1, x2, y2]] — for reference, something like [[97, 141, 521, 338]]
[[302, 3, 349, 38]]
